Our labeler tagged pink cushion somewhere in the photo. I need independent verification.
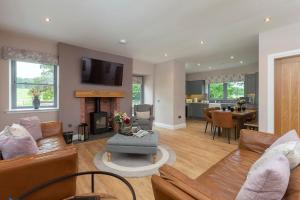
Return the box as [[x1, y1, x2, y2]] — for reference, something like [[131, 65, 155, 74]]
[[270, 129, 300, 148], [0, 124, 38, 159], [20, 116, 43, 140], [236, 154, 290, 200]]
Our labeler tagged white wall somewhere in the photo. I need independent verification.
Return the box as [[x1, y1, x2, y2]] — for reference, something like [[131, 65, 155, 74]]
[[132, 59, 155, 104], [186, 64, 258, 81], [154, 60, 186, 129], [0, 30, 58, 129], [259, 22, 300, 133]]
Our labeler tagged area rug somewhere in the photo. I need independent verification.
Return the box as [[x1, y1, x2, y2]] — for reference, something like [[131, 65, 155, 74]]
[[93, 145, 176, 177]]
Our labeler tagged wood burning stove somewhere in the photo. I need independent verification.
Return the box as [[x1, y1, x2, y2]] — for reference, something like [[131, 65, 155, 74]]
[[90, 98, 108, 134]]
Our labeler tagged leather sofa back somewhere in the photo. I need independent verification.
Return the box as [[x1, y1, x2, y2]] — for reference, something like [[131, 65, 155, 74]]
[[0, 147, 78, 200]]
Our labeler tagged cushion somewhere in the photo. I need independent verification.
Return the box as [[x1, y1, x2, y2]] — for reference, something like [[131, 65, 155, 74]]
[[249, 141, 300, 176], [0, 124, 38, 159], [236, 154, 290, 200], [136, 111, 150, 119], [270, 129, 300, 148], [20, 116, 43, 140]]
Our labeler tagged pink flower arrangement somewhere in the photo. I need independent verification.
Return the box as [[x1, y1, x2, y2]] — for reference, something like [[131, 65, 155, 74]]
[[114, 112, 131, 125]]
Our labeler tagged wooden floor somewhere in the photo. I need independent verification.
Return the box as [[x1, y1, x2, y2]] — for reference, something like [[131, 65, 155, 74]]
[[76, 120, 238, 199]]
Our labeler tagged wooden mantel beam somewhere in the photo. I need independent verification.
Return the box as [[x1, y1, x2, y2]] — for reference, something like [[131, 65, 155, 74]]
[[75, 90, 126, 98]]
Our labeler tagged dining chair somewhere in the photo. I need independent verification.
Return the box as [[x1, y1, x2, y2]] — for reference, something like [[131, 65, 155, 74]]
[[212, 111, 236, 144], [203, 107, 220, 133]]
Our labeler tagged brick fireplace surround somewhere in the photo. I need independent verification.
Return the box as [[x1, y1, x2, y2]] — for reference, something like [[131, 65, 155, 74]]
[[75, 90, 125, 132]]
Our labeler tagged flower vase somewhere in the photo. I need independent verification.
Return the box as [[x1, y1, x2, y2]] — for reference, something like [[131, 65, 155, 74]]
[[118, 123, 132, 136], [32, 96, 40, 109]]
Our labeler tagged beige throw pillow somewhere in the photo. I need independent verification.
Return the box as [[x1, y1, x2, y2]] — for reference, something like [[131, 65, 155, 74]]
[[248, 141, 300, 177], [136, 111, 150, 119]]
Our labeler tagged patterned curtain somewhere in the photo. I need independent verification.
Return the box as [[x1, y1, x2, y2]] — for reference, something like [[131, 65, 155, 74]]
[[205, 73, 245, 83], [1, 46, 58, 65]]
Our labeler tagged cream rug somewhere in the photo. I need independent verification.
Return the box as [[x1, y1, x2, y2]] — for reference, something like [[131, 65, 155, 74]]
[[93, 145, 176, 177]]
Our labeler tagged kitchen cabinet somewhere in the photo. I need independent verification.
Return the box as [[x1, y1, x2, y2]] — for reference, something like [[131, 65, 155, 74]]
[[187, 103, 209, 119], [186, 80, 205, 95], [244, 72, 258, 105]]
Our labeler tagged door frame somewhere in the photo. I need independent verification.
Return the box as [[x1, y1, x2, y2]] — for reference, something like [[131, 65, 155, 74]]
[[266, 49, 300, 133]]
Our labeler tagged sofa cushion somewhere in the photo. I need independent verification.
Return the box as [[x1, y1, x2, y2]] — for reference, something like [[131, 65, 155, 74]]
[[236, 154, 290, 200], [136, 111, 150, 119], [194, 149, 261, 200], [249, 141, 300, 177], [37, 135, 66, 154], [0, 124, 39, 159], [20, 116, 43, 140], [270, 129, 299, 148]]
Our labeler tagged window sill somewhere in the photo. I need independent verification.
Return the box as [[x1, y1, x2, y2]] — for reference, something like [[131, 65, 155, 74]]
[[6, 108, 59, 114]]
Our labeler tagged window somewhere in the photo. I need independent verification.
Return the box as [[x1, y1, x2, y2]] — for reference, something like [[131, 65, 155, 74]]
[[209, 83, 224, 99], [11, 60, 58, 109], [132, 76, 144, 109], [209, 81, 244, 100], [227, 82, 244, 99]]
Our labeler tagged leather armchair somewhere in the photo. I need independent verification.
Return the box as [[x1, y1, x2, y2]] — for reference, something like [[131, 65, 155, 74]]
[[132, 104, 154, 130], [152, 129, 300, 200], [0, 121, 78, 200]]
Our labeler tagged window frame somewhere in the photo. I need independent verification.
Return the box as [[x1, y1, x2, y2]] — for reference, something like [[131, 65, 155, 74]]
[[208, 81, 244, 100], [131, 75, 145, 112], [10, 60, 58, 110]]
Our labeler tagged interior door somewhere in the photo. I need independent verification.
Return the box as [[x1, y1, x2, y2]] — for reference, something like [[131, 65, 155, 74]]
[[275, 55, 300, 136]]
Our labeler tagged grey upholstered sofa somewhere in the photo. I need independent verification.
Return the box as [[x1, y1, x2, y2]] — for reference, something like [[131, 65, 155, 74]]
[[133, 104, 154, 130]]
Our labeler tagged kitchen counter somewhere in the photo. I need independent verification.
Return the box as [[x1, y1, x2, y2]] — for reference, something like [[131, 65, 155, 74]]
[[186, 103, 209, 119]]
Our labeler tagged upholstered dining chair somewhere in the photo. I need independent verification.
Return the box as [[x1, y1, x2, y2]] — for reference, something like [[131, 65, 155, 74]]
[[133, 104, 154, 130], [212, 111, 236, 144], [203, 107, 220, 133]]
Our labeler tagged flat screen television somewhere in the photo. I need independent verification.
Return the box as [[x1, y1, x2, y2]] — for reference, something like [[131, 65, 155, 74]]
[[81, 57, 123, 86]]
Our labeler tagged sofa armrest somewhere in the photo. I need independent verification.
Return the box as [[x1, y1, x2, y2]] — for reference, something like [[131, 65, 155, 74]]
[[239, 129, 279, 154], [151, 175, 196, 200], [151, 165, 210, 200], [0, 147, 78, 200], [41, 121, 63, 138]]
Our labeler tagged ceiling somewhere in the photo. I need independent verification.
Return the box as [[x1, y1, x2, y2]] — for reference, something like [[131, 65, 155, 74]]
[[0, 0, 300, 73]]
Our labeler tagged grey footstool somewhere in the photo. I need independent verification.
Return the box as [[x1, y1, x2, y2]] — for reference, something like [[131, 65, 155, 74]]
[[106, 131, 159, 163]]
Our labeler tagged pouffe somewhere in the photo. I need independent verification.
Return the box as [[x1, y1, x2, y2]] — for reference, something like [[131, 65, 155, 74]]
[[106, 131, 159, 163]]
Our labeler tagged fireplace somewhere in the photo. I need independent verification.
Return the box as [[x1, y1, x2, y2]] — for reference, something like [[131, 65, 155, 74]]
[[90, 98, 108, 134], [90, 112, 108, 134], [76, 90, 125, 133]]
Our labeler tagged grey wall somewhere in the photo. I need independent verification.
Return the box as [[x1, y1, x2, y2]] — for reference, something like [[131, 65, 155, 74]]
[[58, 43, 133, 131]]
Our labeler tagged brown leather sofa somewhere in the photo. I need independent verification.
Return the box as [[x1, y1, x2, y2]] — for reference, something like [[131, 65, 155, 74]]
[[152, 129, 300, 200], [0, 121, 78, 200]]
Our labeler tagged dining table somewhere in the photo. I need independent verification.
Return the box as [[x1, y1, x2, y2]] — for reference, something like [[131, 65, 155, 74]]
[[210, 109, 257, 137]]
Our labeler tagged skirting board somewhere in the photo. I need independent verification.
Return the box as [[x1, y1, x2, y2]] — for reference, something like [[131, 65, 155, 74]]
[[154, 122, 187, 130]]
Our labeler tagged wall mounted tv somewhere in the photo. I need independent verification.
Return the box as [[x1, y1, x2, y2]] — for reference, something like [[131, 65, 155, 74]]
[[81, 57, 123, 86]]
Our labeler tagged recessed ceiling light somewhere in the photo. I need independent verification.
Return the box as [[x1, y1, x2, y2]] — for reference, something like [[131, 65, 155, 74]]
[[164, 53, 168, 57], [119, 39, 127, 44], [45, 17, 51, 22], [230, 56, 235, 59], [240, 60, 244, 64], [197, 63, 201, 66], [264, 17, 271, 23], [200, 40, 204, 45]]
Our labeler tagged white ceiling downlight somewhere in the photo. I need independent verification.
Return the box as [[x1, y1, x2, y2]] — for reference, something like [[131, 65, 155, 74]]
[[44, 17, 51, 22]]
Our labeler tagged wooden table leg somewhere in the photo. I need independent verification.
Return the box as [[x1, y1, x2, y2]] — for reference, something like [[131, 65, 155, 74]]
[[107, 152, 112, 162], [152, 154, 157, 164]]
